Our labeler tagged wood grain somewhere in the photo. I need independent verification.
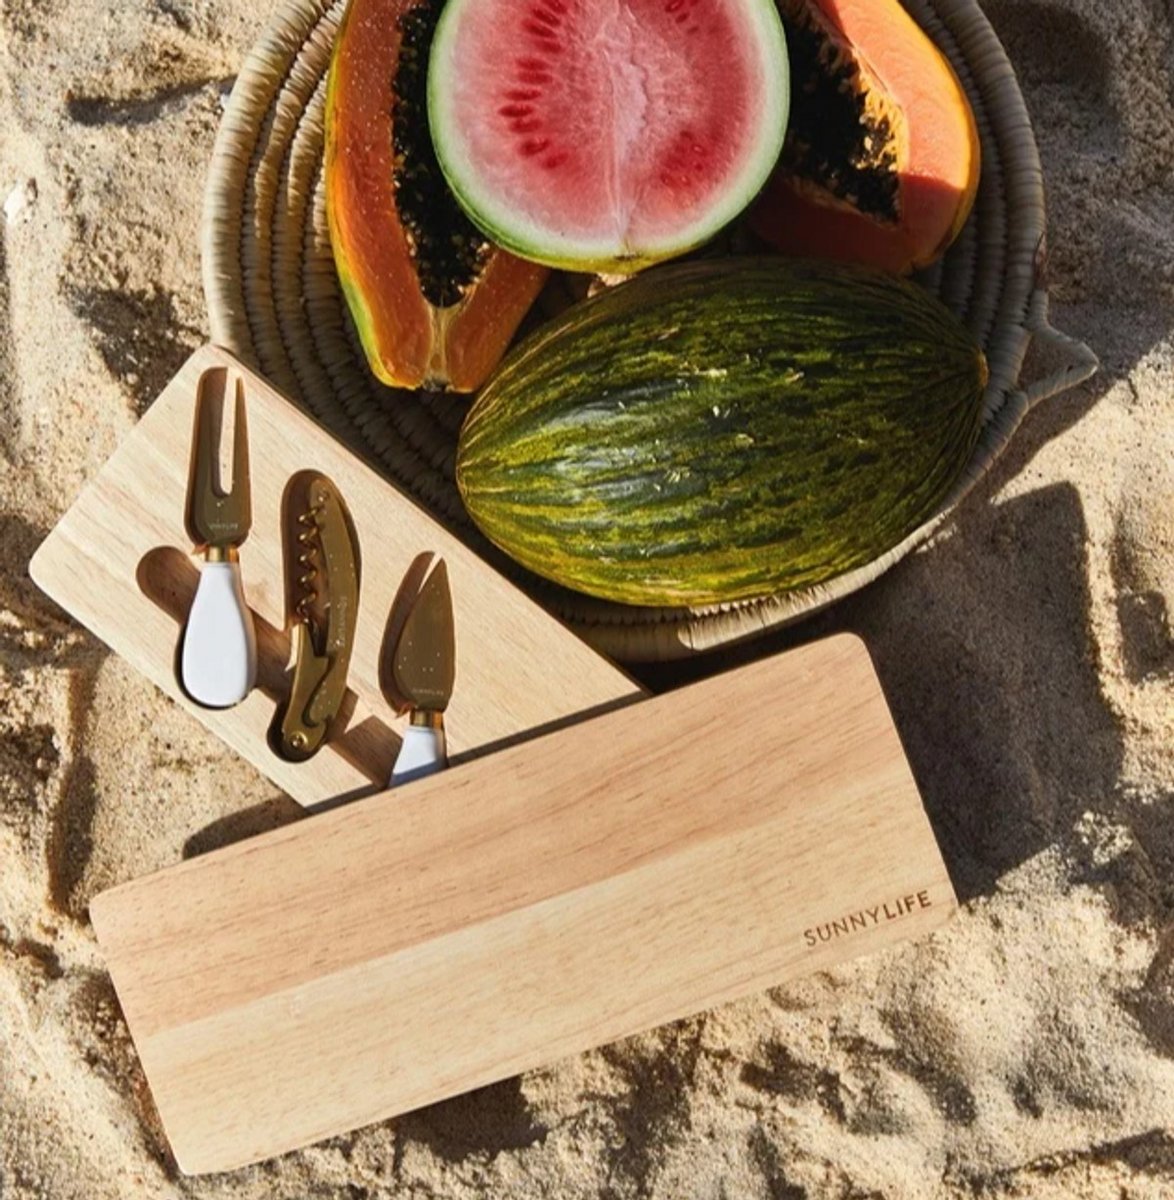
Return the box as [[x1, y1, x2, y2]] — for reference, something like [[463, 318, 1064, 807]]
[[90, 635, 957, 1175], [29, 346, 640, 807]]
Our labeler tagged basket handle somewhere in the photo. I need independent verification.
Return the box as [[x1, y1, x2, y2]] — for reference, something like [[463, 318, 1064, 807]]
[[1020, 287, 1100, 411]]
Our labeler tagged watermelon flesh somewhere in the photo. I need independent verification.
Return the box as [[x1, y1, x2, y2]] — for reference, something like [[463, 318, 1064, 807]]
[[428, 0, 789, 272]]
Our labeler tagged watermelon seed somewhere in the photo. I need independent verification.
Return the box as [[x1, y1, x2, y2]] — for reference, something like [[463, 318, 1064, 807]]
[[524, 22, 563, 54]]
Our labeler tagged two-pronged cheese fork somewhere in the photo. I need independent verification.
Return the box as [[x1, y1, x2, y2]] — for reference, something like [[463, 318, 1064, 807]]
[[180, 368, 257, 708]]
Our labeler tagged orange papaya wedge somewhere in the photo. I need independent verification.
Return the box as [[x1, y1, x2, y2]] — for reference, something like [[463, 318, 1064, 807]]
[[750, 0, 981, 274], [325, 0, 548, 391]]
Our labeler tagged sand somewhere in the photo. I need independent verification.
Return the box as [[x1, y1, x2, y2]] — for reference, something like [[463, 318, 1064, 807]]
[[1, 0, 1172, 1195]]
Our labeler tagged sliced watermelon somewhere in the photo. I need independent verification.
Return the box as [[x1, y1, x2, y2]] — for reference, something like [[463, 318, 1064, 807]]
[[427, 0, 789, 273]]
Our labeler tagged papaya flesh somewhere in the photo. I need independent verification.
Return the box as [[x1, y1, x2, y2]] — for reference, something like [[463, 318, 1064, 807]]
[[325, 0, 548, 391], [750, 0, 981, 274]]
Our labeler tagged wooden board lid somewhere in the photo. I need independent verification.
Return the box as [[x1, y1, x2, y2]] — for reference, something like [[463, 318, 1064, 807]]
[[90, 635, 956, 1174]]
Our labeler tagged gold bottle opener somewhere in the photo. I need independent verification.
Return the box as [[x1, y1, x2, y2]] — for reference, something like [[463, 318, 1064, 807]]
[[277, 474, 359, 761]]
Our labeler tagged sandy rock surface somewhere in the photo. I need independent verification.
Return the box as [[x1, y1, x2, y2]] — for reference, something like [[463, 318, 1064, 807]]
[[1, 0, 1171, 1196]]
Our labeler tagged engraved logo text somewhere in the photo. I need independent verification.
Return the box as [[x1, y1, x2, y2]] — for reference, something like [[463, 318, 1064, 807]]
[[804, 890, 933, 948]]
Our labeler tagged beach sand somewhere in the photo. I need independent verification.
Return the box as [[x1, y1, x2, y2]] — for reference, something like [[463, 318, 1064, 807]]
[[1, 0, 1172, 1195]]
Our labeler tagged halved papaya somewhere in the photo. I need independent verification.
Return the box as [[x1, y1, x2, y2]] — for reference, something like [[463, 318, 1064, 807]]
[[750, 0, 981, 274], [324, 0, 548, 391]]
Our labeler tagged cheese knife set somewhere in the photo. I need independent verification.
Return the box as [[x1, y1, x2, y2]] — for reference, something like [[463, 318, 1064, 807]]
[[30, 346, 957, 1174], [177, 363, 451, 783]]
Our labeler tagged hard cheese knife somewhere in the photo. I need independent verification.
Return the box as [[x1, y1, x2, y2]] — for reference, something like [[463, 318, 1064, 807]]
[[180, 368, 257, 708], [389, 558, 455, 786]]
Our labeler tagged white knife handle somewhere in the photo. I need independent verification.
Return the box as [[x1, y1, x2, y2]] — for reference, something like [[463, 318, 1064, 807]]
[[181, 559, 257, 708], [390, 724, 447, 787]]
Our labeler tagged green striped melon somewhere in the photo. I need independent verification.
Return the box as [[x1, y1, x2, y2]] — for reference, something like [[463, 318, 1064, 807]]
[[456, 258, 988, 607]]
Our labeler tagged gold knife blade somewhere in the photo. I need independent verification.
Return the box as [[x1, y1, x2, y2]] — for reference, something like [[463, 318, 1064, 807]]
[[391, 558, 455, 715]]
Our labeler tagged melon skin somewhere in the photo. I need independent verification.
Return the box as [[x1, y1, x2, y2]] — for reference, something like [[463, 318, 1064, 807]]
[[428, 0, 791, 274], [456, 258, 988, 608]]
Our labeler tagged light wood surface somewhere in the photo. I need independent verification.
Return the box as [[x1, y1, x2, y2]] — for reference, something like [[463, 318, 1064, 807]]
[[90, 635, 957, 1175], [30, 345, 640, 807]]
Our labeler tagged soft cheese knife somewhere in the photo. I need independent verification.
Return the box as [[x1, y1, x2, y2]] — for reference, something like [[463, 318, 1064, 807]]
[[389, 558, 455, 786], [180, 369, 257, 708]]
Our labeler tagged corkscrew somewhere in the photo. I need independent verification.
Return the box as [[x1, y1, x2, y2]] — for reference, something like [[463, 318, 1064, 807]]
[[277, 473, 359, 762]]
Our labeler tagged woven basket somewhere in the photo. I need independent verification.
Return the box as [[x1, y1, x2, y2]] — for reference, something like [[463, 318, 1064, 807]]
[[202, 0, 1097, 662]]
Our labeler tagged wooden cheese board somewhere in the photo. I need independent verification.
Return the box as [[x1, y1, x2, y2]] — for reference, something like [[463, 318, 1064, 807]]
[[90, 635, 956, 1174], [30, 345, 641, 807]]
